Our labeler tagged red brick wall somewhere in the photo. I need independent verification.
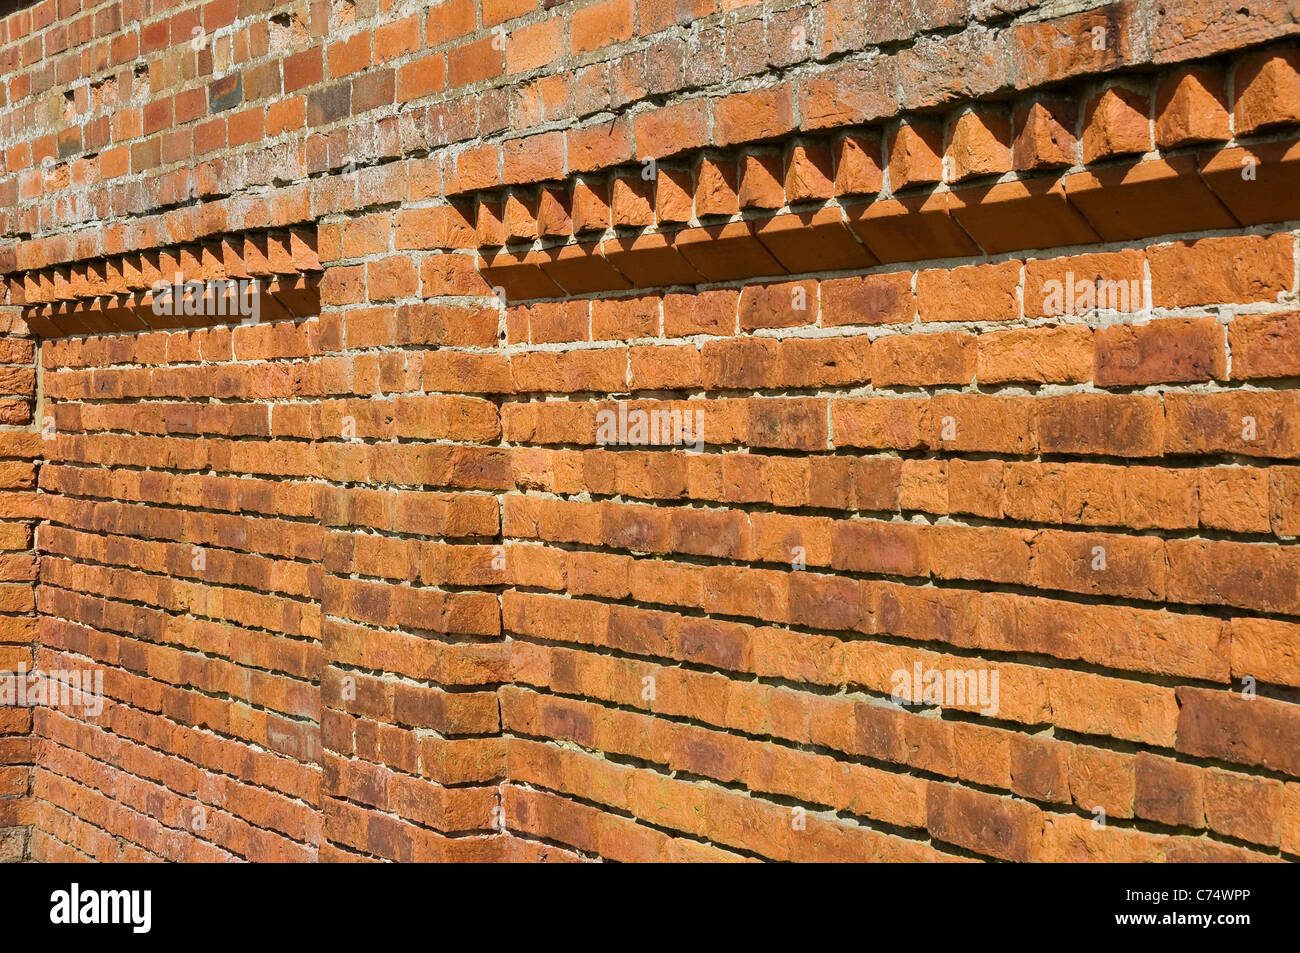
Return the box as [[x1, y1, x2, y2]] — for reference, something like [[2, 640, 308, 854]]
[[3, 0, 1300, 862], [32, 320, 325, 860], [0, 307, 36, 862]]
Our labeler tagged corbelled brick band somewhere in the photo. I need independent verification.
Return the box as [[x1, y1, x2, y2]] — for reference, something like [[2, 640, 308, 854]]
[[2, 0, 1300, 862]]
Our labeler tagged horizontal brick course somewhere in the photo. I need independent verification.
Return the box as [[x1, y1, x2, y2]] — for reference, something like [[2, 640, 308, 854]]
[[3, 0, 1300, 865]]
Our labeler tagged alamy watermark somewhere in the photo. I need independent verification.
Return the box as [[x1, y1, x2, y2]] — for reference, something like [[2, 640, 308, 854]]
[[1, 664, 104, 717], [1041, 270, 1150, 319], [890, 662, 999, 717], [50, 883, 151, 933], [595, 401, 705, 453], [150, 275, 261, 325]]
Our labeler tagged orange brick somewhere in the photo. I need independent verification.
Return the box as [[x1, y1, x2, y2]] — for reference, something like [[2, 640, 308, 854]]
[[888, 119, 943, 191]]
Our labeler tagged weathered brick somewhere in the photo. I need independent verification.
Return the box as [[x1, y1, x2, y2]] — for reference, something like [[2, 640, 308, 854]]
[[7, 0, 1299, 871]]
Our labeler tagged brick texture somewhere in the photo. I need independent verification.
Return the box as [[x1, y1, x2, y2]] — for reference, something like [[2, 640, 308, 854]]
[[1, 0, 1300, 864], [0, 307, 36, 862]]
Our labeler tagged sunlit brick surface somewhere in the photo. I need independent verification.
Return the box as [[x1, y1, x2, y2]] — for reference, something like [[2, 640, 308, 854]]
[[3, 0, 1300, 862]]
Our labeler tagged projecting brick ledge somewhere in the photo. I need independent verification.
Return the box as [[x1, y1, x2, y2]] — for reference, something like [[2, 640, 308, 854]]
[[475, 135, 1300, 302], [6, 38, 1300, 278], [8, 229, 322, 337]]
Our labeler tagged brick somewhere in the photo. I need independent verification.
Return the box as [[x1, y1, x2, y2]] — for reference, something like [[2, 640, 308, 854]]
[[447, 36, 503, 87], [503, 191, 539, 243], [1081, 85, 1151, 163], [1229, 312, 1300, 380], [713, 88, 796, 147], [898, 460, 945, 515], [888, 120, 944, 191], [571, 0, 635, 54], [1012, 98, 1078, 171], [1204, 769, 1283, 846], [693, 157, 738, 218], [1068, 746, 1136, 820], [832, 134, 884, 196], [784, 143, 834, 204], [739, 280, 817, 330], [901, 27, 1012, 109], [571, 179, 611, 234], [1009, 736, 1070, 804], [821, 272, 914, 327], [1030, 529, 1165, 601], [1175, 688, 1300, 777], [1093, 318, 1226, 386], [1013, 1, 1146, 87], [946, 108, 1011, 182], [947, 459, 1003, 518], [654, 168, 693, 223], [537, 186, 573, 237], [798, 58, 897, 131], [592, 295, 659, 340], [1149, 235, 1293, 308], [1229, 617, 1300, 689], [634, 99, 711, 160], [1173, 531, 1300, 616], [508, 19, 564, 75], [1234, 49, 1300, 134], [1134, 753, 1204, 827], [737, 153, 785, 209], [1150, 0, 1300, 62], [831, 519, 926, 576], [950, 178, 1100, 255], [1199, 467, 1270, 533], [503, 132, 566, 185], [977, 326, 1094, 385], [1024, 250, 1147, 318], [926, 783, 1041, 862], [916, 261, 1021, 323], [1034, 395, 1164, 458], [846, 192, 980, 263], [1155, 66, 1231, 147], [476, 198, 506, 247], [612, 173, 655, 227], [1165, 391, 1300, 459], [874, 331, 973, 387], [779, 337, 872, 389]]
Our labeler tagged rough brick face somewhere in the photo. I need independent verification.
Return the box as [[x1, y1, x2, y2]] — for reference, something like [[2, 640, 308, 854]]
[[1, 0, 1300, 865], [0, 311, 36, 863]]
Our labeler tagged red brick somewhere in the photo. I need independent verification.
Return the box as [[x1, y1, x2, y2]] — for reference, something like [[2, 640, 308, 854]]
[[1094, 318, 1226, 386], [738, 153, 785, 209], [1234, 49, 1300, 134], [1229, 312, 1300, 380], [1012, 98, 1078, 171], [946, 108, 1011, 182], [694, 157, 738, 218], [1155, 66, 1231, 147], [1149, 235, 1293, 308], [712, 88, 796, 146], [633, 99, 711, 160], [916, 261, 1021, 323], [888, 120, 944, 191], [571, 0, 635, 55], [821, 273, 914, 327], [833, 134, 884, 196], [1081, 85, 1151, 163]]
